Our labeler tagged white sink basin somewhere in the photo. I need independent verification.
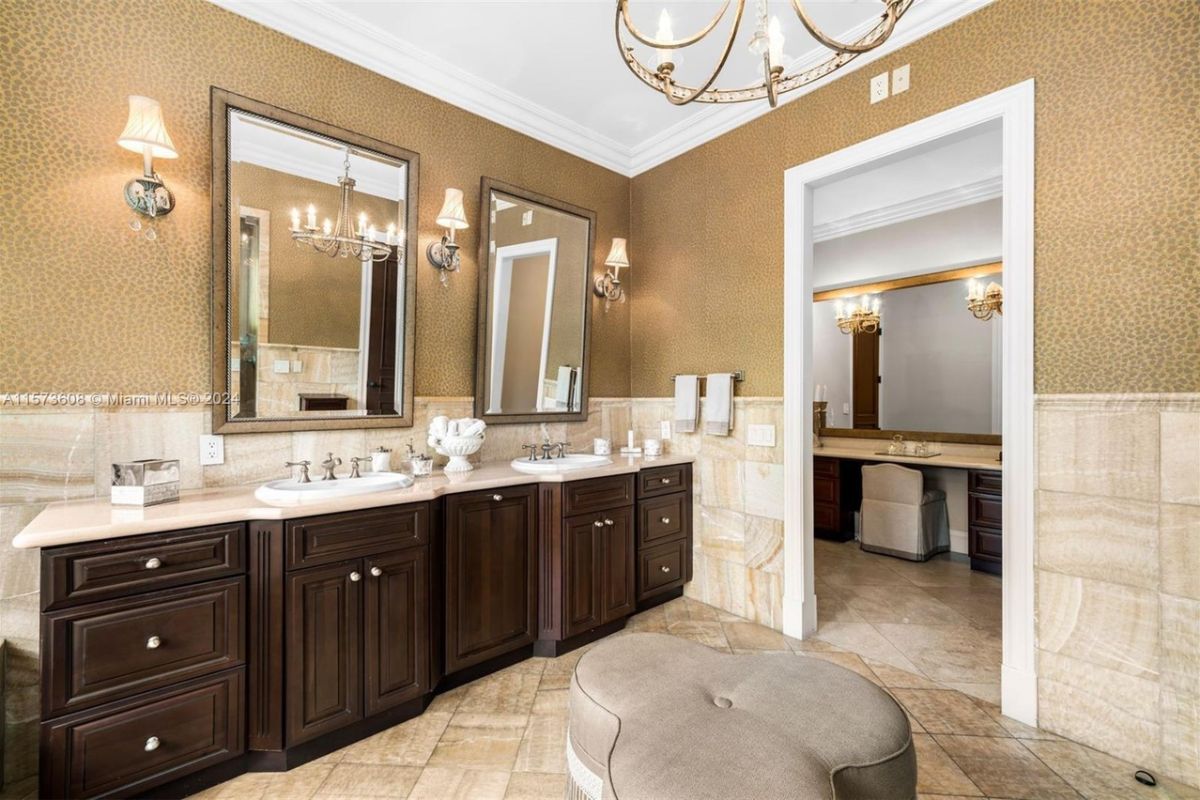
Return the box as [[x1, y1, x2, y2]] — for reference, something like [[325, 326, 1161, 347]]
[[511, 453, 613, 474], [254, 472, 413, 506]]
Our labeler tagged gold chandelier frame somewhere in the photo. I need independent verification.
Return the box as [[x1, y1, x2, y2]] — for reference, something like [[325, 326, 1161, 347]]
[[616, 0, 912, 107]]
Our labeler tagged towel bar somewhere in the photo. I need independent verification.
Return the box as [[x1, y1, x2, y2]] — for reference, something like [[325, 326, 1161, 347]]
[[671, 371, 745, 383]]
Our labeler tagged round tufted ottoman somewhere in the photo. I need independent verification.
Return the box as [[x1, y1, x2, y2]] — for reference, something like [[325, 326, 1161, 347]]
[[566, 632, 916, 800]]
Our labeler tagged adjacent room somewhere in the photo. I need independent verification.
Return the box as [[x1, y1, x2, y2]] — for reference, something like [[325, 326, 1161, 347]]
[[1, 1, 1196, 799]]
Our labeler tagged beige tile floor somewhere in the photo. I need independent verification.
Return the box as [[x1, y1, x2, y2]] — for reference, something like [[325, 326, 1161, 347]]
[[813, 537, 1004, 705]]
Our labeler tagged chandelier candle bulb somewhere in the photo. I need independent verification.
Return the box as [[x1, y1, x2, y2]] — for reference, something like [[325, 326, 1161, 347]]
[[290, 208, 300, 230], [655, 9, 674, 69], [767, 16, 785, 68], [306, 204, 316, 229]]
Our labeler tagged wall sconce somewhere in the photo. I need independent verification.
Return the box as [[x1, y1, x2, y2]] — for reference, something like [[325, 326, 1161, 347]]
[[427, 188, 469, 285], [967, 279, 1004, 320], [117, 96, 177, 221], [594, 237, 630, 310], [834, 295, 881, 334]]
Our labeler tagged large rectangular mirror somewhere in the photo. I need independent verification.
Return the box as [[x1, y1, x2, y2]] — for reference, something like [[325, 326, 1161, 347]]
[[475, 178, 594, 424], [211, 89, 418, 433], [812, 264, 1003, 444]]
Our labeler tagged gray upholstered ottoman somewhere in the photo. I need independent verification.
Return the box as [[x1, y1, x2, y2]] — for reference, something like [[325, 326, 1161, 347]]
[[566, 633, 916, 800]]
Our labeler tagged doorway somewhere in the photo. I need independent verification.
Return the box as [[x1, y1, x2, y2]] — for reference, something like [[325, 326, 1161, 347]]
[[781, 82, 1036, 726]]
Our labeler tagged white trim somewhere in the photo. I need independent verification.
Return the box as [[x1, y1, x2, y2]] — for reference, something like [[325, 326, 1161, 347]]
[[357, 259, 371, 408], [208, 0, 994, 177], [812, 175, 1002, 242], [783, 80, 1037, 727], [488, 238, 559, 414]]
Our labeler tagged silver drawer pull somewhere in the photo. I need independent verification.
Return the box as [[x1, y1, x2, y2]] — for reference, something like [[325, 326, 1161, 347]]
[[370, 566, 383, 577], [144, 557, 162, 570], [144, 736, 160, 752], [492, 494, 504, 501], [593, 520, 605, 528], [660, 478, 671, 484], [604, 518, 614, 526], [660, 517, 671, 524], [146, 635, 161, 650], [349, 571, 361, 582], [660, 565, 671, 573]]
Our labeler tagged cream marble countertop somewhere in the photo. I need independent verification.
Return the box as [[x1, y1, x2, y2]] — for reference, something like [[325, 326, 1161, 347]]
[[13, 454, 695, 549], [814, 439, 1002, 471]]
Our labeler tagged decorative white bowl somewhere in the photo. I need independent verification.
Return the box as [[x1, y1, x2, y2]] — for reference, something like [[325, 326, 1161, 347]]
[[437, 434, 484, 472]]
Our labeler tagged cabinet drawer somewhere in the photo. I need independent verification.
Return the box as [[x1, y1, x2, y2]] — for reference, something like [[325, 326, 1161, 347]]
[[638, 493, 687, 549], [969, 495, 1004, 529], [637, 464, 689, 499], [40, 669, 244, 800], [563, 475, 634, 516], [638, 540, 686, 600], [970, 525, 1003, 561], [812, 474, 840, 505], [969, 470, 1003, 496], [287, 503, 428, 569], [43, 524, 244, 611], [43, 578, 244, 717], [812, 457, 839, 477], [813, 502, 841, 533]]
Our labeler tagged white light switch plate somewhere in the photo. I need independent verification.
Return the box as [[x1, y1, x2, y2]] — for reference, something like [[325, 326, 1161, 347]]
[[230, 357, 240, 373], [291, 360, 302, 373], [521, 210, 533, 226], [843, 402, 851, 415], [660, 420, 672, 440], [892, 64, 910, 94], [199, 434, 224, 466], [273, 359, 290, 374], [870, 72, 889, 104], [748, 423, 776, 448]]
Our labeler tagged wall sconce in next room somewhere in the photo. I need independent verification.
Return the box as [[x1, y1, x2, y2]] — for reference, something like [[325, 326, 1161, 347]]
[[427, 188, 469, 286], [117, 96, 177, 225], [966, 279, 1004, 321], [594, 237, 630, 311]]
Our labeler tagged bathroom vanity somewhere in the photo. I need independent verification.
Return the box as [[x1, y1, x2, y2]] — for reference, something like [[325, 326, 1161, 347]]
[[18, 457, 693, 799]]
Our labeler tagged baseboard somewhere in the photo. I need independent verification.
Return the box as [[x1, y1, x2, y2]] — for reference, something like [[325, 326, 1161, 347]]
[[950, 527, 968, 555], [1001, 662, 1037, 727], [782, 592, 817, 640]]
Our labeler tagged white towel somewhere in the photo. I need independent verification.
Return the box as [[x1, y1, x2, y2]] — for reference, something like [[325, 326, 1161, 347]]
[[703, 373, 734, 436], [674, 375, 699, 433], [555, 366, 574, 410]]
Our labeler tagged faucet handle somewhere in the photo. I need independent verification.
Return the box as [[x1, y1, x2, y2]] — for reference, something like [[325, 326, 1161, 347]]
[[348, 456, 370, 479], [557, 441, 572, 458], [521, 444, 539, 462], [285, 460, 312, 483]]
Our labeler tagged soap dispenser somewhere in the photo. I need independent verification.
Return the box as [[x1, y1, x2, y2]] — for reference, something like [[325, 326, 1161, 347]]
[[370, 446, 391, 473]]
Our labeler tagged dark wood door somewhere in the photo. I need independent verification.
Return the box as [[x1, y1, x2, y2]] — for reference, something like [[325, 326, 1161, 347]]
[[444, 486, 537, 673], [600, 507, 636, 623], [364, 252, 399, 415], [285, 561, 362, 745], [852, 330, 880, 429], [363, 548, 429, 716], [562, 514, 603, 639]]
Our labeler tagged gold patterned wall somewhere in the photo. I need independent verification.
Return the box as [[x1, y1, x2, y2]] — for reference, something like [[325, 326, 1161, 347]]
[[631, 0, 1200, 396], [0, 0, 631, 398]]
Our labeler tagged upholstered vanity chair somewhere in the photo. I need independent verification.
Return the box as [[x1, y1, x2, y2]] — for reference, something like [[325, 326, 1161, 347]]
[[859, 463, 950, 561]]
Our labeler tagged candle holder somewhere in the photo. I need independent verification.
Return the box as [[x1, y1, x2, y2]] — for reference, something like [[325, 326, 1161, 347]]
[[813, 401, 828, 449]]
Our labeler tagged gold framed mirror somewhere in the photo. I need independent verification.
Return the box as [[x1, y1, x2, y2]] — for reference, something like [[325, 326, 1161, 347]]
[[211, 89, 419, 433]]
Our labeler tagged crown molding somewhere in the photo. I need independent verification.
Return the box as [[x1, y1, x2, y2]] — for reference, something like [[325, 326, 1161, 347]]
[[210, 0, 994, 177], [813, 174, 1001, 242]]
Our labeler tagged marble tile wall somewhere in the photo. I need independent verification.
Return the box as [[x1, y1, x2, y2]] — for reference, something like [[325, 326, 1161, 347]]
[[1035, 393, 1200, 788], [0, 396, 633, 785]]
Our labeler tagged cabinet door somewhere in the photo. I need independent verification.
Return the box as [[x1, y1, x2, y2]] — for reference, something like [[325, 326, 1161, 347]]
[[285, 561, 362, 745], [601, 507, 636, 623], [562, 514, 603, 639], [445, 486, 537, 673], [364, 548, 429, 716]]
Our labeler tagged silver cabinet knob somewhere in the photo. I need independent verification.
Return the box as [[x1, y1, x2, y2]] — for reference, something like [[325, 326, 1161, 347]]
[[492, 494, 503, 501], [660, 477, 671, 484], [604, 519, 614, 526], [144, 736, 160, 752], [349, 571, 361, 582], [660, 517, 671, 524], [593, 520, 604, 528], [660, 565, 671, 573], [144, 557, 162, 570], [146, 635, 161, 650], [370, 567, 383, 577]]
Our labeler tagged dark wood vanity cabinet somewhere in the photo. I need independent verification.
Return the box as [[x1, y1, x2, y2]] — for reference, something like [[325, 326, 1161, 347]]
[[968, 469, 1003, 575], [813, 456, 861, 541], [444, 486, 538, 673], [635, 464, 693, 607]]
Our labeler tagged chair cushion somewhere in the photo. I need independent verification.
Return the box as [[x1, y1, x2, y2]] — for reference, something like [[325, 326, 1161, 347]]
[[568, 632, 916, 800]]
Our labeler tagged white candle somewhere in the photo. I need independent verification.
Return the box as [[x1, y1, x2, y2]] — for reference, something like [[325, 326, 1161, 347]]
[[655, 9, 674, 68], [290, 208, 301, 231], [306, 204, 317, 229], [627, 430, 635, 450]]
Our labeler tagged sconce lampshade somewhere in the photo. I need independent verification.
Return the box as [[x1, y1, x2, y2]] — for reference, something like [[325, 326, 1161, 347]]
[[604, 237, 630, 269], [436, 188, 469, 230], [117, 96, 177, 159]]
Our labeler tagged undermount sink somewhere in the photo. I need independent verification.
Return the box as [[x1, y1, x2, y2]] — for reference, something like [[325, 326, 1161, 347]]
[[511, 453, 613, 474], [254, 472, 413, 506]]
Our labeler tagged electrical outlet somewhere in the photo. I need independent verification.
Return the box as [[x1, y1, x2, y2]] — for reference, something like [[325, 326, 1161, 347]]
[[870, 72, 889, 104], [892, 64, 910, 94], [199, 434, 224, 466], [290, 360, 302, 373], [748, 423, 776, 448], [660, 419, 672, 440], [230, 357, 240, 373], [843, 402, 851, 415], [521, 210, 533, 226]]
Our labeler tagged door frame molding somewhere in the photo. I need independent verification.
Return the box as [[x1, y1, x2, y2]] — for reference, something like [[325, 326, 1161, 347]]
[[781, 80, 1037, 725]]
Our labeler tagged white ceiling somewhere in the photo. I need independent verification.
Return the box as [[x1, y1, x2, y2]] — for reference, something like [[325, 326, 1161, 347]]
[[211, 0, 993, 175]]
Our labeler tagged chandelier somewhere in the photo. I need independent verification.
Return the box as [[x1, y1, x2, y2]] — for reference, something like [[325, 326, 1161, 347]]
[[289, 149, 400, 262], [966, 279, 1003, 321], [835, 295, 881, 334], [616, 0, 911, 107]]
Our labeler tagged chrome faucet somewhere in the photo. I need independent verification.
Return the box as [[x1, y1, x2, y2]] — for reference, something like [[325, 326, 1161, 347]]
[[285, 460, 311, 483], [348, 456, 370, 479], [521, 444, 539, 462], [320, 452, 342, 481], [554, 441, 572, 458], [541, 442, 555, 460]]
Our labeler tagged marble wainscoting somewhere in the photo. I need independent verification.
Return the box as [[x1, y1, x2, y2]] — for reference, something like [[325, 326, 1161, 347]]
[[1036, 393, 1200, 788], [0, 396, 634, 785], [628, 397, 785, 628]]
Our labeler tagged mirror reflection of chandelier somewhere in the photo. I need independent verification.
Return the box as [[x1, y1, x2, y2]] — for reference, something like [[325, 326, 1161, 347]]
[[616, 0, 911, 107], [835, 295, 881, 334], [966, 279, 1004, 320], [289, 148, 400, 262]]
